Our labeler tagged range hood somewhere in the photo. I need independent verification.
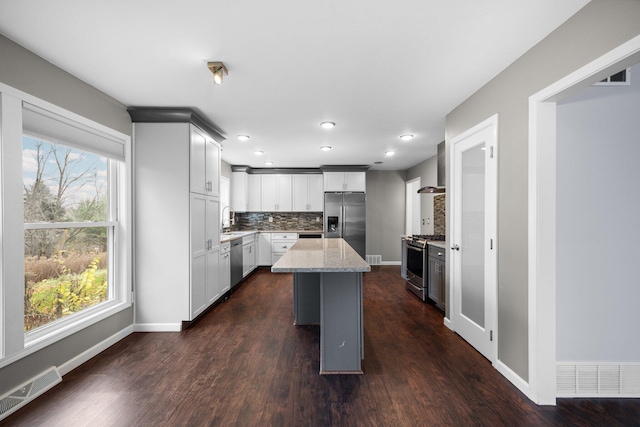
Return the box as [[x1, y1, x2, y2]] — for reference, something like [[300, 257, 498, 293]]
[[418, 141, 446, 194]]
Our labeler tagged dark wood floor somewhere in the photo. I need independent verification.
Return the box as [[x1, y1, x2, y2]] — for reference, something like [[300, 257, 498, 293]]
[[2, 266, 639, 426]]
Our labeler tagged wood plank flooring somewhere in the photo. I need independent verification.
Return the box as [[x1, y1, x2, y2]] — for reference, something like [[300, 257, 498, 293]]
[[2, 266, 639, 426]]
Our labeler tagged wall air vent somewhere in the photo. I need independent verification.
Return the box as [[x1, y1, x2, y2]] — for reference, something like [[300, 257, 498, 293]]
[[557, 362, 640, 398], [0, 367, 61, 421], [593, 68, 631, 86]]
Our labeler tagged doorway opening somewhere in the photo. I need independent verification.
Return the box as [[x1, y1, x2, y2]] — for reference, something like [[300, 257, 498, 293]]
[[529, 35, 640, 405]]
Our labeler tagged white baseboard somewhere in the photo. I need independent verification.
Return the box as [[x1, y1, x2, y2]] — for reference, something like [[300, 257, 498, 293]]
[[495, 359, 534, 403], [58, 325, 134, 376], [380, 261, 401, 266], [444, 317, 454, 331], [133, 323, 182, 332]]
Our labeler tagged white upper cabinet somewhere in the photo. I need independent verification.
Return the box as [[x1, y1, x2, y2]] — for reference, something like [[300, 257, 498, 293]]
[[345, 172, 366, 192], [276, 174, 293, 211], [293, 174, 324, 211], [323, 171, 366, 192], [190, 125, 220, 196], [261, 174, 292, 212], [247, 174, 261, 212], [231, 171, 248, 212]]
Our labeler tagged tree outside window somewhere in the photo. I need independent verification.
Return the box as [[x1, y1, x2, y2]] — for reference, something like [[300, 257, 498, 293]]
[[23, 137, 111, 332]]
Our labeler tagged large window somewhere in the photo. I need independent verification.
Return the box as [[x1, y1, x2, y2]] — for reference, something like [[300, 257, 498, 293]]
[[0, 87, 130, 362]]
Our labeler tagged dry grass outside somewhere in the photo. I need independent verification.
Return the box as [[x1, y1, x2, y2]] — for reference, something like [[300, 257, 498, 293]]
[[24, 252, 107, 283]]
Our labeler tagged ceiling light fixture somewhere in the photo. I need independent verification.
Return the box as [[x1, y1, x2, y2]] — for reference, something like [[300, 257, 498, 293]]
[[264, 161, 274, 166], [253, 150, 264, 156], [320, 121, 335, 129], [399, 134, 414, 141], [237, 135, 250, 142], [385, 150, 396, 156], [320, 146, 332, 151], [207, 61, 228, 85]]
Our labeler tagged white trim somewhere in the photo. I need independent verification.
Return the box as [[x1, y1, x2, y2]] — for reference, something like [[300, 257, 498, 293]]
[[380, 261, 401, 266], [496, 359, 532, 398], [0, 82, 129, 143], [444, 317, 454, 331], [528, 34, 640, 405], [58, 325, 134, 376], [133, 323, 182, 332], [0, 302, 131, 370], [24, 221, 117, 229]]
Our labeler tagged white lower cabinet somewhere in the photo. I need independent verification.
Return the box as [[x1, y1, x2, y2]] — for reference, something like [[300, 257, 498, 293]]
[[242, 234, 257, 277], [271, 233, 297, 265], [220, 241, 231, 294], [258, 233, 271, 266]]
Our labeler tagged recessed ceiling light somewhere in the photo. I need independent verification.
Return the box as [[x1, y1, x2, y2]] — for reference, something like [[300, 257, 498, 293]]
[[264, 161, 273, 166], [253, 150, 264, 156], [237, 135, 250, 141], [399, 134, 414, 141], [320, 146, 332, 151], [385, 150, 396, 156], [320, 121, 335, 129]]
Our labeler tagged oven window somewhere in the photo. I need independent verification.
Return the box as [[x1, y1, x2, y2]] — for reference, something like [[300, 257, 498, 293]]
[[407, 246, 424, 278]]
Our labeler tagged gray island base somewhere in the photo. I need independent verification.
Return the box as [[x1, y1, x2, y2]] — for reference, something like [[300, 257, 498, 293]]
[[271, 238, 371, 374]]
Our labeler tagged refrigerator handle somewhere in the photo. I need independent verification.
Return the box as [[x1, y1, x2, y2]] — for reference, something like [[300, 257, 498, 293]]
[[342, 205, 346, 238]]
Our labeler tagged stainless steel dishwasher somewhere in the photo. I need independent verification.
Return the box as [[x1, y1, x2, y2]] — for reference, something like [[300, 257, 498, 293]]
[[230, 239, 243, 289]]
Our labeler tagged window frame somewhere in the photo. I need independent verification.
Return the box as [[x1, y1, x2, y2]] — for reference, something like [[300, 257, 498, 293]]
[[0, 82, 131, 368]]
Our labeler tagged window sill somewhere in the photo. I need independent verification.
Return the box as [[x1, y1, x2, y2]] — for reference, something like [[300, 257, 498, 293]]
[[0, 300, 131, 370]]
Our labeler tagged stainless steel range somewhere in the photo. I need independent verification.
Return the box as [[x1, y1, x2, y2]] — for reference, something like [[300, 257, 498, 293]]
[[402, 234, 445, 301]]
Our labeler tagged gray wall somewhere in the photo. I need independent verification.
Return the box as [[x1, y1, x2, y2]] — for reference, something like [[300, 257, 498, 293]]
[[0, 34, 133, 395], [406, 156, 438, 235], [445, 0, 640, 381], [365, 170, 406, 262], [556, 63, 640, 361], [221, 159, 232, 179]]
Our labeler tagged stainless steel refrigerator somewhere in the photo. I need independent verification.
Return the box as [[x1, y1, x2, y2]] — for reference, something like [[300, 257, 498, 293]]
[[324, 192, 366, 258]]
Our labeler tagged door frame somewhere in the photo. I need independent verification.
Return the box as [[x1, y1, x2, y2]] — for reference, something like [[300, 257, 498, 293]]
[[449, 114, 498, 363], [528, 34, 640, 405]]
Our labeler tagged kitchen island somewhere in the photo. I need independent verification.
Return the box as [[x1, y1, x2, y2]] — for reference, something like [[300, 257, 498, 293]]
[[271, 238, 371, 374]]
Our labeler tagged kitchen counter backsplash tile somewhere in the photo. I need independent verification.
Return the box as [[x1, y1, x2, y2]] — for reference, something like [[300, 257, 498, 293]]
[[234, 212, 323, 231], [434, 194, 446, 235]]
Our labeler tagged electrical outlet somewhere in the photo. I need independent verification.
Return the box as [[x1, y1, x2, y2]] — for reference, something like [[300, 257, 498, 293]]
[[316, 217, 320, 222], [268, 216, 273, 223]]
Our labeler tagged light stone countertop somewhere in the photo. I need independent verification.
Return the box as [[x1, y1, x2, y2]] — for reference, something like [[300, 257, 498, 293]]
[[220, 229, 323, 243], [428, 241, 447, 249], [271, 238, 371, 273]]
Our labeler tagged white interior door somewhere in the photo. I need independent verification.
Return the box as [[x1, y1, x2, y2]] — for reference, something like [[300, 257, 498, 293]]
[[450, 115, 498, 362]]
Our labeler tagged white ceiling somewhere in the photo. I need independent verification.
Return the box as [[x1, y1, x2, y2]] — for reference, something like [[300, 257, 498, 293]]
[[0, 0, 590, 170]]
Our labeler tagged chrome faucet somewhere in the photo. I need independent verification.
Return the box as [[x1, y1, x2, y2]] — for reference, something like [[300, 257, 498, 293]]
[[221, 205, 234, 232]]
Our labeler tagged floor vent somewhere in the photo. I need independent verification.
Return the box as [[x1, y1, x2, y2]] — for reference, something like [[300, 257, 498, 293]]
[[366, 255, 381, 265], [0, 367, 61, 421], [557, 362, 640, 398]]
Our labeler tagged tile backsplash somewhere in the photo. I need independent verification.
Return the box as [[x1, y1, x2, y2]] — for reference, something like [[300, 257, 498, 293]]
[[233, 212, 324, 231], [434, 194, 446, 235]]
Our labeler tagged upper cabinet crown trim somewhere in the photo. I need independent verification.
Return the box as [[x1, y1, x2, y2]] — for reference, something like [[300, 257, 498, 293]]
[[127, 107, 225, 143]]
